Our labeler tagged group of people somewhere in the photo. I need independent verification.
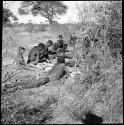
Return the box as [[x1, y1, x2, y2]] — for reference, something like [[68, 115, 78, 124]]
[[2, 35, 71, 93], [14, 35, 68, 67]]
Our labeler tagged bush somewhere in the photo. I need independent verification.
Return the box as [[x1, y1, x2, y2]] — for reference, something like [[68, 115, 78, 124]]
[[25, 23, 35, 33], [34, 24, 47, 33], [25, 23, 47, 33]]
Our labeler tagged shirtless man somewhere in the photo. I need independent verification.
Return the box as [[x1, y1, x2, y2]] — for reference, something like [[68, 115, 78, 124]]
[[27, 43, 46, 64]]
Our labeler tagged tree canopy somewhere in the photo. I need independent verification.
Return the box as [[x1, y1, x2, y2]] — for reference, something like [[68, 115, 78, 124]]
[[3, 8, 18, 25], [3, 2, 18, 25], [18, 1, 68, 24], [77, 1, 122, 45]]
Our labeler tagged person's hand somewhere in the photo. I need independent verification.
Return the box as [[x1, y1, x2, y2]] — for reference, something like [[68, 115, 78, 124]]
[[34, 59, 38, 65]]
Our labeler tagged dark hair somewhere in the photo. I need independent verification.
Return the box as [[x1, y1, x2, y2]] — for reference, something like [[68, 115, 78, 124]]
[[53, 43, 59, 50], [38, 43, 45, 48], [18, 47, 25, 54], [47, 40, 53, 44], [59, 35, 63, 38], [19, 46, 25, 51]]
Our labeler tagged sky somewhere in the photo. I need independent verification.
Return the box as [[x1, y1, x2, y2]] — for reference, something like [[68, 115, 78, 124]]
[[3, 1, 90, 24]]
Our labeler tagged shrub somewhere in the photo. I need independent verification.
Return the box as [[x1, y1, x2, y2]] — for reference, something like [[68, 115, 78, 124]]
[[34, 24, 47, 33], [25, 23, 35, 33]]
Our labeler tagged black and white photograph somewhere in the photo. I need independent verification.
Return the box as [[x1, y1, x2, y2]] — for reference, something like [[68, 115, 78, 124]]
[[2, 1, 122, 124]]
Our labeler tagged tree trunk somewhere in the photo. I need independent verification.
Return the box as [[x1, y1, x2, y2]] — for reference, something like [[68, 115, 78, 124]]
[[49, 19, 53, 24]]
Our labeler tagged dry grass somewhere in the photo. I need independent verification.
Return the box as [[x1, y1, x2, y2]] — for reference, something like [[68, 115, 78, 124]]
[[1, 85, 60, 124], [2, 23, 122, 124]]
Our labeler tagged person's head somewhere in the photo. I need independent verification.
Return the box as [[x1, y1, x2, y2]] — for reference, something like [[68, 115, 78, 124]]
[[58, 35, 63, 45], [69, 35, 77, 46], [18, 47, 25, 54], [59, 35, 63, 41], [46, 40, 53, 47], [38, 43, 45, 51]]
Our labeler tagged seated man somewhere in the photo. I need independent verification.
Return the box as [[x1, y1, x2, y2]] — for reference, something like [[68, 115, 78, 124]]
[[27, 43, 46, 65], [44, 36, 68, 60], [38, 40, 56, 62], [38, 41, 57, 63], [56, 35, 68, 54], [46, 40, 57, 55]]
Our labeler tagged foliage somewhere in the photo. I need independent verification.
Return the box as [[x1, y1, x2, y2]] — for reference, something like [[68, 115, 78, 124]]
[[76, 1, 122, 57], [25, 22, 35, 33], [3, 8, 18, 25], [18, 1, 68, 24]]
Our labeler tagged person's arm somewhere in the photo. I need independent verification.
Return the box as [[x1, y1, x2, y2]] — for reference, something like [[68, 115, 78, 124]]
[[43, 48, 50, 60], [53, 43, 59, 51], [57, 48, 62, 53], [48, 46, 57, 55], [34, 51, 39, 65], [63, 43, 68, 52]]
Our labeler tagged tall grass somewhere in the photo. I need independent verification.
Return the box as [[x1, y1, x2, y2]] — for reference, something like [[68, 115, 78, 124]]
[[2, 11, 122, 123]]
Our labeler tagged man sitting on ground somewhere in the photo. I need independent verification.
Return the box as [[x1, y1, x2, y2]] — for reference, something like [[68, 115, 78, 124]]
[[46, 40, 57, 55], [56, 35, 68, 54], [27, 43, 46, 64]]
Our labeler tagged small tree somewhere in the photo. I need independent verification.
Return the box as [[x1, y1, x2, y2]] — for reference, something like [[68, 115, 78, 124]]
[[3, 1, 18, 25], [3, 8, 18, 26], [18, 1, 68, 24]]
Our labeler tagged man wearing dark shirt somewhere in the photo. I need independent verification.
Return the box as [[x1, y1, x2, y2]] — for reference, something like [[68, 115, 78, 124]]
[[56, 35, 68, 54]]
